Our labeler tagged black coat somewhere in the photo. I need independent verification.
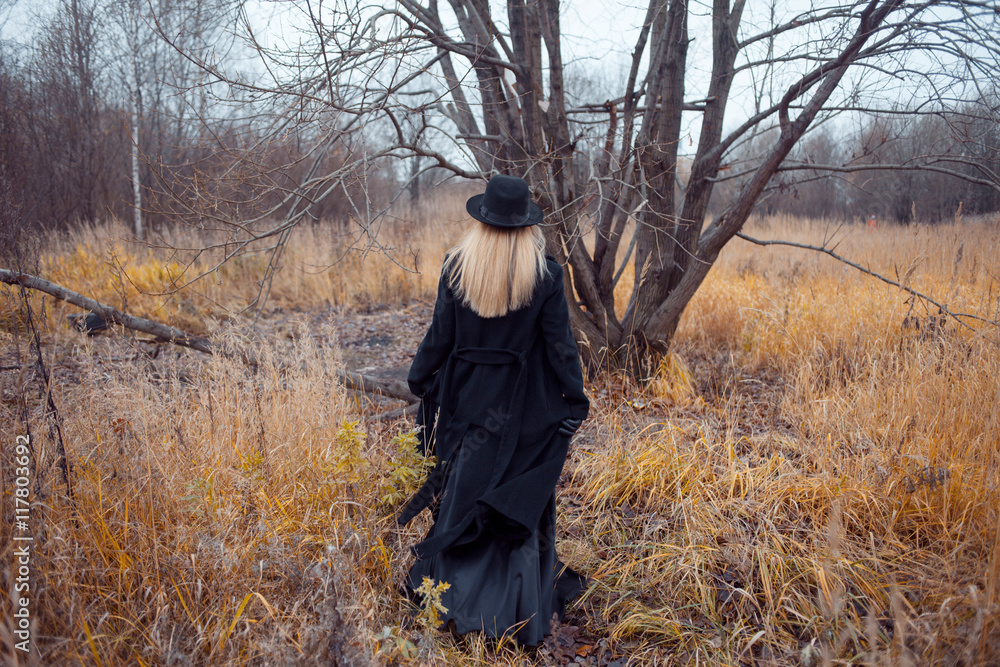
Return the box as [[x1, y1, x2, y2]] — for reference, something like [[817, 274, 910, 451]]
[[401, 256, 589, 645]]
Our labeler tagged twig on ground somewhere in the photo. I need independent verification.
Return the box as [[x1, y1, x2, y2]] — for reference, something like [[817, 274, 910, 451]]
[[368, 403, 420, 422]]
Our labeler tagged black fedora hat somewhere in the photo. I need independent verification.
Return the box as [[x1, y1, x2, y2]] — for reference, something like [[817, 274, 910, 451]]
[[466, 175, 544, 228]]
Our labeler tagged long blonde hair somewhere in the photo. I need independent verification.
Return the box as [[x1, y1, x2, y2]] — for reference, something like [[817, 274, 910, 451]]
[[444, 221, 548, 318]]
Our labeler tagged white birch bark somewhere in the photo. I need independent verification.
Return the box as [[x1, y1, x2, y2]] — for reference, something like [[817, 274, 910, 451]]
[[127, 0, 143, 239]]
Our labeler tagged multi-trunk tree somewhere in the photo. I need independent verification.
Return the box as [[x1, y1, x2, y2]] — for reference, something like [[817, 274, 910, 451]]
[[147, 0, 1000, 371]]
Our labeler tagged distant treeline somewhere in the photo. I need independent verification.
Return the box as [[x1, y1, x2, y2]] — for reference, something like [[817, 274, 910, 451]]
[[0, 0, 398, 234], [727, 108, 1000, 223], [1, 0, 997, 232]]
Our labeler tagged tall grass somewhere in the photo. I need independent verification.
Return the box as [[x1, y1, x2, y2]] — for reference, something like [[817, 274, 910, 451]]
[[1, 208, 998, 664], [9, 196, 464, 335], [568, 213, 1000, 664]]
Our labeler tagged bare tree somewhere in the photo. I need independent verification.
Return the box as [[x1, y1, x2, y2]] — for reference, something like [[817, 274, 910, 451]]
[[25, 0, 118, 225], [120, 0, 144, 238], [148, 0, 1000, 371], [107, 0, 236, 236], [832, 96, 1000, 222]]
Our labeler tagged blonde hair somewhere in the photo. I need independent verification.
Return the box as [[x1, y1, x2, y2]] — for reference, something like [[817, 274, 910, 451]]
[[444, 221, 548, 318]]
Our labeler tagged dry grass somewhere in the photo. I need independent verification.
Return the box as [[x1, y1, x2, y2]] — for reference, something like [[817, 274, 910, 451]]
[[1, 207, 998, 665], [4, 195, 464, 335]]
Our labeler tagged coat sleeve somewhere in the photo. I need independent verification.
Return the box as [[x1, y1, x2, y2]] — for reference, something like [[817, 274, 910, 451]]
[[407, 269, 456, 398], [540, 263, 590, 421]]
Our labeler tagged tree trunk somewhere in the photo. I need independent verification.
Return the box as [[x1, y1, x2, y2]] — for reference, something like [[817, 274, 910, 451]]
[[128, 1, 143, 239], [129, 0, 997, 383]]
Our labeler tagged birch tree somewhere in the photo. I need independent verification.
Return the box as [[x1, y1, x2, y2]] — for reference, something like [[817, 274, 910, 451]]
[[124, 0, 143, 238]]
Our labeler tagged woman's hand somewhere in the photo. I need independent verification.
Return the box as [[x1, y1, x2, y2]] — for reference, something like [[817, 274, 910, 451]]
[[557, 417, 583, 438]]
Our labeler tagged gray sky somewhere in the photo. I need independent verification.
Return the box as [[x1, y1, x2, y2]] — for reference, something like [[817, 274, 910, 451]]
[[3, 0, 980, 161]]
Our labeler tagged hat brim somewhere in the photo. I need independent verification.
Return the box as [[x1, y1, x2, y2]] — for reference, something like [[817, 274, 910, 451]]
[[466, 193, 544, 228]]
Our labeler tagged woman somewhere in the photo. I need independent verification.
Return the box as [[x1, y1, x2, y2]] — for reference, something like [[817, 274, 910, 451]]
[[398, 174, 590, 646]]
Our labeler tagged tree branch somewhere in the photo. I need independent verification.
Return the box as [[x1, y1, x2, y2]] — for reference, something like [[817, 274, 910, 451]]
[[0, 269, 418, 402], [733, 233, 997, 331]]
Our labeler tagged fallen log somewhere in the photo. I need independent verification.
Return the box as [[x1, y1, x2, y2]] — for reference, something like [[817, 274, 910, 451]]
[[2, 268, 214, 353], [1, 268, 418, 404], [369, 402, 420, 422]]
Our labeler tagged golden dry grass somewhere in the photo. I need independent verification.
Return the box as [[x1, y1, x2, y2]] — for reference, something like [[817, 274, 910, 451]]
[[6, 195, 464, 335], [1, 207, 998, 665]]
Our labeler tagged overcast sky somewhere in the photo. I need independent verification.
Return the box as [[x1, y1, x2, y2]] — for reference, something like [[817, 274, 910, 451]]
[[2, 0, 978, 161]]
